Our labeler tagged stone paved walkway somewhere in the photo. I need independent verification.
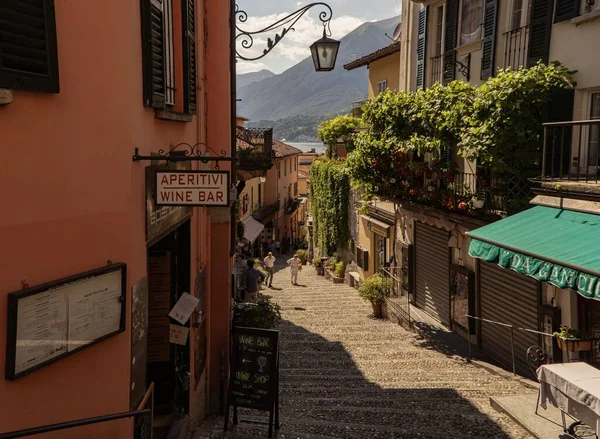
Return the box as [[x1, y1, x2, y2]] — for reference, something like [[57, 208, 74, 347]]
[[193, 257, 536, 439]]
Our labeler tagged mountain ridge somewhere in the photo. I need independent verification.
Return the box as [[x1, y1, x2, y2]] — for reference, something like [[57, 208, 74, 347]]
[[236, 16, 400, 122]]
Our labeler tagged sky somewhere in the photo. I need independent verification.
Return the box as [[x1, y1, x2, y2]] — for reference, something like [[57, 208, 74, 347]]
[[235, 0, 401, 75]]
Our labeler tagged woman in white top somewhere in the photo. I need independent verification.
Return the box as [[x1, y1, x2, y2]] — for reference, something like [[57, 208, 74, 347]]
[[287, 254, 301, 285]]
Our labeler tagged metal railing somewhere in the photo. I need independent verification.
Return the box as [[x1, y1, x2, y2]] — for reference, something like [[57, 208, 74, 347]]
[[466, 315, 600, 377], [381, 267, 411, 327], [0, 410, 150, 439], [429, 54, 443, 86], [541, 120, 600, 183], [285, 198, 300, 215], [503, 25, 530, 70], [252, 201, 280, 221]]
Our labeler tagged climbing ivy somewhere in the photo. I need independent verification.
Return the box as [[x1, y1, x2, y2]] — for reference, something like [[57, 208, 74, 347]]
[[317, 115, 362, 156], [310, 158, 350, 256]]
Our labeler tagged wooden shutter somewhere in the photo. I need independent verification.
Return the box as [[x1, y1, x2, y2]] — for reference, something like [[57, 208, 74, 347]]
[[416, 7, 428, 90], [141, 0, 166, 109], [480, 0, 499, 80], [554, 0, 579, 22], [442, 0, 459, 84], [527, 0, 553, 67], [182, 0, 197, 114], [0, 0, 59, 93]]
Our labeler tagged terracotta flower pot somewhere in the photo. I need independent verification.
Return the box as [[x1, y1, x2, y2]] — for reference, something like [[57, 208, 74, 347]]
[[371, 302, 383, 318], [557, 338, 592, 352]]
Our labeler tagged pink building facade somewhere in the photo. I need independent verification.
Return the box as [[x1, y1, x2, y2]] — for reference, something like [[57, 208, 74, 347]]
[[0, 0, 232, 437]]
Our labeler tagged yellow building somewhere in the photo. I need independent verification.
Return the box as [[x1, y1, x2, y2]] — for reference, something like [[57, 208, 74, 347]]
[[344, 41, 401, 98]]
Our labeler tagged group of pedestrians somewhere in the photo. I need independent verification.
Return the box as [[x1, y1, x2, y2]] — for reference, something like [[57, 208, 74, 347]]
[[244, 253, 303, 300]]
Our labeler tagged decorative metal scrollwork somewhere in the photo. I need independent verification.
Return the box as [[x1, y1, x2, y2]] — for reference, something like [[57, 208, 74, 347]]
[[132, 144, 231, 170], [235, 2, 333, 62], [456, 53, 471, 81]]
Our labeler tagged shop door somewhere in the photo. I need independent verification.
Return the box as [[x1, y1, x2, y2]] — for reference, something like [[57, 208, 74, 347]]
[[480, 261, 539, 377], [578, 295, 600, 366], [374, 234, 387, 272], [415, 222, 450, 326]]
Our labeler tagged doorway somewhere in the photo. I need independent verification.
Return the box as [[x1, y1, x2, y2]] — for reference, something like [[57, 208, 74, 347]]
[[147, 220, 191, 430]]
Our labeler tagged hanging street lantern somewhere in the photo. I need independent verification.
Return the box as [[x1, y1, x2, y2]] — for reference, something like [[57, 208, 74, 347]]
[[310, 30, 341, 72]]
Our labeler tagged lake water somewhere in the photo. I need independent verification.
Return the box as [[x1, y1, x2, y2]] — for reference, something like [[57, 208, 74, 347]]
[[287, 142, 326, 154]]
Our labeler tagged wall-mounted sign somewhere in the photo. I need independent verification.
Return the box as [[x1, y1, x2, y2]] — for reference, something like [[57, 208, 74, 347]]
[[5, 263, 126, 380], [363, 215, 391, 238], [156, 170, 230, 207]]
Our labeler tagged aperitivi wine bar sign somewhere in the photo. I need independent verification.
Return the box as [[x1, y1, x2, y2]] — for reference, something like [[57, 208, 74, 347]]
[[155, 170, 230, 207]]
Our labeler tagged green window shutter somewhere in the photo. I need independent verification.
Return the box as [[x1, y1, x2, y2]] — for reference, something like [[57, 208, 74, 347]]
[[554, 0, 579, 22], [140, 0, 166, 109], [442, 0, 459, 84], [527, 0, 553, 67], [480, 0, 499, 80], [0, 0, 60, 93], [182, 0, 197, 114], [416, 6, 428, 90]]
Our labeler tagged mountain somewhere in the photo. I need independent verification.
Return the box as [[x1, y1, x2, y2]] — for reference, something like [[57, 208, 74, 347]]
[[237, 16, 400, 122], [236, 69, 275, 89]]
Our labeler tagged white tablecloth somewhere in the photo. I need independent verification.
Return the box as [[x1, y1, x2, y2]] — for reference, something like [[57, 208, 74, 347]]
[[538, 362, 600, 433]]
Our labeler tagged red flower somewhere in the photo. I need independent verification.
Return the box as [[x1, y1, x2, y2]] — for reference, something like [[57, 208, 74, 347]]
[[458, 202, 467, 210]]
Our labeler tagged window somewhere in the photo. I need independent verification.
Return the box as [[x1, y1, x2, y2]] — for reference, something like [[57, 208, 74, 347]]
[[141, 0, 197, 113], [294, 158, 297, 171], [459, 0, 483, 46], [284, 159, 287, 176], [294, 182, 298, 196], [589, 93, 600, 169], [251, 187, 254, 211], [377, 80, 388, 94], [0, 0, 60, 93], [278, 164, 281, 178], [242, 194, 249, 214], [510, 0, 531, 29], [435, 6, 444, 56]]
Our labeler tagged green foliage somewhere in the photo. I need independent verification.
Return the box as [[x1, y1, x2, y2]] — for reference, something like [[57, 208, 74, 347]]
[[296, 249, 308, 264], [357, 274, 390, 305], [254, 259, 269, 280], [334, 261, 346, 277], [233, 294, 282, 329], [347, 62, 574, 206], [553, 325, 581, 340], [318, 115, 362, 155], [310, 159, 351, 255], [312, 258, 322, 267]]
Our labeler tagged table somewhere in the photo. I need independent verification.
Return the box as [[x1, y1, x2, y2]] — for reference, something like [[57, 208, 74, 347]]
[[538, 362, 600, 437]]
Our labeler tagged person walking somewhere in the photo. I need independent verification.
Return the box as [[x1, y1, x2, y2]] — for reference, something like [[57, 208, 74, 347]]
[[287, 253, 301, 285], [263, 252, 276, 287], [244, 259, 264, 302], [275, 240, 281, 256]]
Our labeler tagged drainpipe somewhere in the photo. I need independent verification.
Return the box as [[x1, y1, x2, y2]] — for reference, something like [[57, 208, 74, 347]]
[[230, 0, 238, 256]]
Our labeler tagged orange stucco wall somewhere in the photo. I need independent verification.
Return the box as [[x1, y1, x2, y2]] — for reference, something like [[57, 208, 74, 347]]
[[0, 0, 230, 436]]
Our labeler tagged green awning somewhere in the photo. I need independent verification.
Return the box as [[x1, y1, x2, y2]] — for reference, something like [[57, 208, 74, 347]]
[[468, 206, 600, 299]]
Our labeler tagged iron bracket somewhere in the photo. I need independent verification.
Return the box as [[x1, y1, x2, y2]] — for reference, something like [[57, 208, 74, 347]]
[[456, 53, 471, 81]]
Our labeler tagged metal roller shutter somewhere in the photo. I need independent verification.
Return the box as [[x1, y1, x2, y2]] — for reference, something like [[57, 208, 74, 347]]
[[415, 222, 450, 326], [480, 261, 539, 377]]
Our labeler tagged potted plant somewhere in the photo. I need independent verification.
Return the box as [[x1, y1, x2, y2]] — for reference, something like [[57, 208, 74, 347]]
[[553, 326, 592, 352], [471, 195, 485, 209], [357, 274, 389, 318], [297, 249, 308, 265], [332, 261, 346, 284], [312, 258, 323, 275]]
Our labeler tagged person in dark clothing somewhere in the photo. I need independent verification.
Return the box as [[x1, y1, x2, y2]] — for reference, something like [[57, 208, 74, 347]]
[[245, 259, 264, 301]]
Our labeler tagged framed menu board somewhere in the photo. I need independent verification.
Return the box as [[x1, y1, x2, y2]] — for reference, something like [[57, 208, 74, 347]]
[[5, 263, 126, 380]]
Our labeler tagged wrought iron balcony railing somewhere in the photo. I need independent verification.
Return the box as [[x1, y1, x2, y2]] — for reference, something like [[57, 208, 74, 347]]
[[429, 54, 443, 86], [285, 198, 300, 215], [503, 25, 530, 70], [236, 126, 273, 170], [252, 201, 280, 222], [351, 99, 368, 117], [541, 119, 600, 183]]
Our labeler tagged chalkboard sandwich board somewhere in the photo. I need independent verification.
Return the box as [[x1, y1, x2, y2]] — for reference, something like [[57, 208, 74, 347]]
[[225, 327, 280, 437]]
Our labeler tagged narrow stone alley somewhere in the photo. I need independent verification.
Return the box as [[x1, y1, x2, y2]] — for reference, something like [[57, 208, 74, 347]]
[[194, 257, 536, 439]]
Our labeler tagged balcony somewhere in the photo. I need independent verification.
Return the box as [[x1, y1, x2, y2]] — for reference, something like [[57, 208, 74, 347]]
[[236, 127, 273, 179], [502, 25, 530, 70], [429, 54, 443, 86], [351, 99, 368, 117], [252, 201, 280, 223], [540, 120, 600, 184], [285, 198, 300, 215]]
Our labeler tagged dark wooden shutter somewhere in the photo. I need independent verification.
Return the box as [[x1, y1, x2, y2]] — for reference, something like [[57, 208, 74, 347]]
[[416, 7, 428, 90], [442, 0, 459, 84], [554, 0, 579, 22], [182, 0, 197, 114], [527, 0, 553, 67], [141, 0, 166, 109], [480, 0, 499, 80], [0, 0, 59, 93]]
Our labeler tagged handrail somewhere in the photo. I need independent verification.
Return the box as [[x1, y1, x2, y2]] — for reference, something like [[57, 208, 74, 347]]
[[0, 409, 150, 439], [543, 119, 600, 127]]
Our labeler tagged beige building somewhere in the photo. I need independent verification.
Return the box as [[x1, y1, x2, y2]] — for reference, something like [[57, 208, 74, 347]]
[[344, 41, 401, 98]]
